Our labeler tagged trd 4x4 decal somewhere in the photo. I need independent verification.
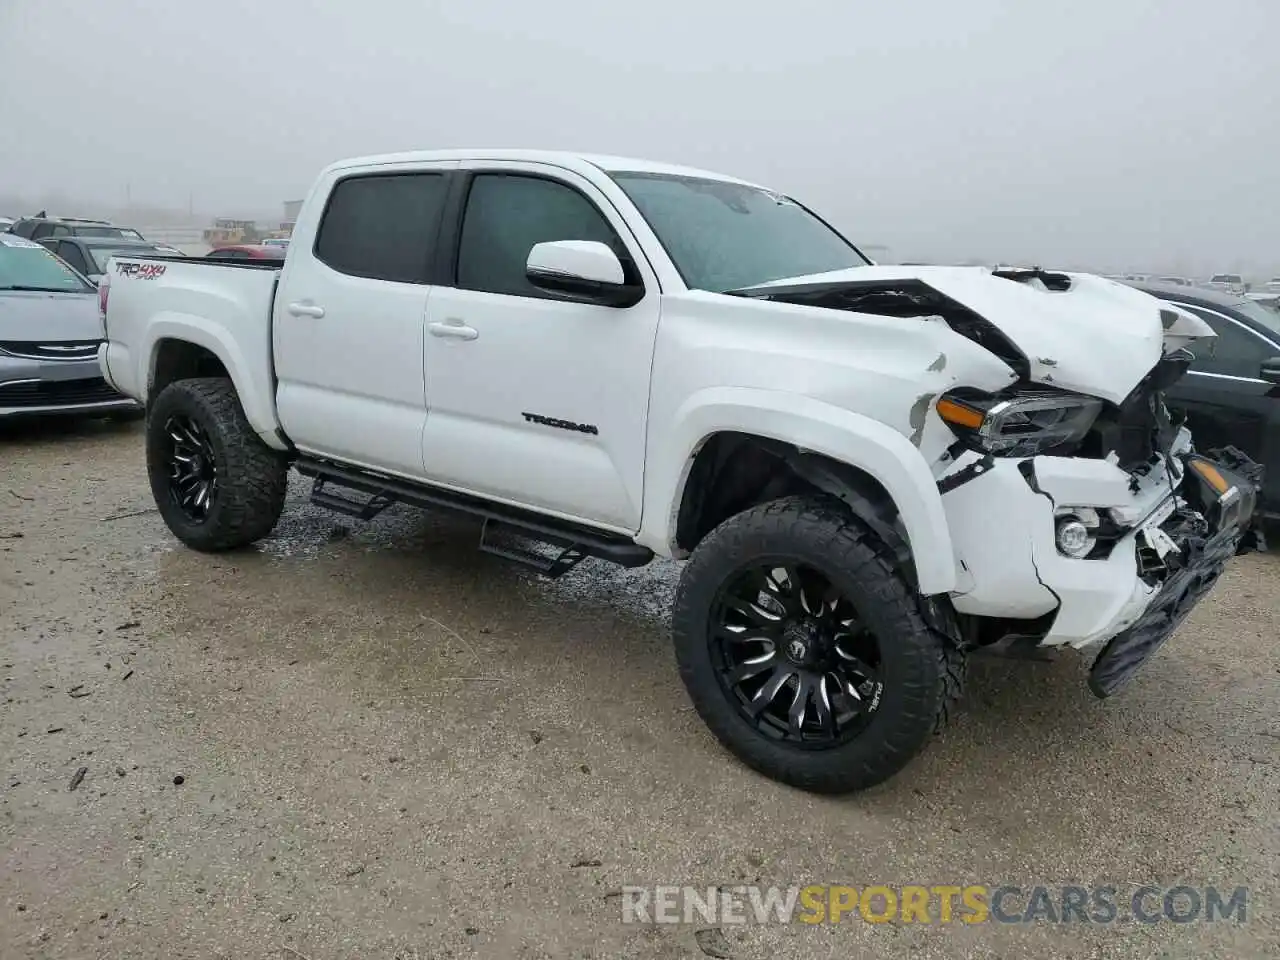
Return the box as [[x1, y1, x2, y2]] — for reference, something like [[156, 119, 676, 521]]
[[115, 262, 167, 279]]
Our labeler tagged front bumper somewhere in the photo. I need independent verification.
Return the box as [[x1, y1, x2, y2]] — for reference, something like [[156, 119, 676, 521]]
[[1087, 512, 1246, 697], [0, 352, 139, 418], [940, 440, 1261, 689]]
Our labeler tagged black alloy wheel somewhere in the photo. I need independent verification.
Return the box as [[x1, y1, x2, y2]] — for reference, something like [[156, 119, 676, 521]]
[[146, 377, 288, 552], [672, 495, 965, 793], [711, 561, 884, 747], [162, 413, 219, 522]]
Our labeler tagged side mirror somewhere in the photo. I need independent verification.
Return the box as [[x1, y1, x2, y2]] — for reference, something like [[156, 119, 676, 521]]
[[526, 240, 643, 308], [1260, 357, 1280, 384]]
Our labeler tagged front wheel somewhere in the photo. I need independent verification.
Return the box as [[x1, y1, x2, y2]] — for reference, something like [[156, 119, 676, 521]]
[[671, 495, 964, 794], [146, 377, 288, 552]]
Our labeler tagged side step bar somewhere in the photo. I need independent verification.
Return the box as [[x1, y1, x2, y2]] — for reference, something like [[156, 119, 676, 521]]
[[310, 476, 395, 520], [478, 518, 588, 578], [295, 457, 654, 574]]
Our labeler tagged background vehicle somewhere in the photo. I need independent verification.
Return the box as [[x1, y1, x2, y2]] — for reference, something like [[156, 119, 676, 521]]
[[0, 217, 14, 232], [98, 150, 1258, 794], [261, 237, 290, 251], [205, 244, 286, 261], [0, 234, 140, 419], [6, 215, 146, 242], [1156, 276, 1196, 287], [1246, 292, 1280, 314], [1206, 273, 1248, 296], [1129, 280, 1280, 517], [37, 236, 184, 284]]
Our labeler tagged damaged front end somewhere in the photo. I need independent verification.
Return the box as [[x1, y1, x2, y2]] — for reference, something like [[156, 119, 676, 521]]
[[739, 263, 1262, 696], [931, 333, 1264, 696], [1087, 446, 1264, 697]]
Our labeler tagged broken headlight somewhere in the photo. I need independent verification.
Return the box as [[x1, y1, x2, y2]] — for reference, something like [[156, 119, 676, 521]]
[[936, 388, 1103, 457]]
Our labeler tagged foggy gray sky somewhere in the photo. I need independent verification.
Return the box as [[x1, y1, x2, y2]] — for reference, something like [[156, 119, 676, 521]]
[[2, 0, 1278, 272]]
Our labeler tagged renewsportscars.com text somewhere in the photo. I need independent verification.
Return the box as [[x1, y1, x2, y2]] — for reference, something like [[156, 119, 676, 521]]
[[620, 884, 1248, 925]]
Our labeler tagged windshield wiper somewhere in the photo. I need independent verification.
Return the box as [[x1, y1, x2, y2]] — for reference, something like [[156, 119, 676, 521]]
[[0, 285, 86, 293]]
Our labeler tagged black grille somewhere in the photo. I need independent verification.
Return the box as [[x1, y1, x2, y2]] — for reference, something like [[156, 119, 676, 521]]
[[0, 377, 125, 408], [0, 340, 102, 361]]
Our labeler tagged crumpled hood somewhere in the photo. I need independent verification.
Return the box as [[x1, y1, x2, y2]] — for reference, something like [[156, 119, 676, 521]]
[[0, 290, 101, 343], [746, 265, 1214, 405]]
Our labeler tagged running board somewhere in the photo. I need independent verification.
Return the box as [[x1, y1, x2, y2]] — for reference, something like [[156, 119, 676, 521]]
[[479, 518, 587, 578], [294, 457, 653, 572], [310, 477, 395, 520]]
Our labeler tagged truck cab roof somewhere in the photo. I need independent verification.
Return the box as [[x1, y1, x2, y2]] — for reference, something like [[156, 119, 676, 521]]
[[321, 149, 765, 188]]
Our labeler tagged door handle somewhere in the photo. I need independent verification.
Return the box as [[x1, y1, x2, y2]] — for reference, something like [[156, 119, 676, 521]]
[[428, 319, 479, 341], [287, 302, 325, 319]]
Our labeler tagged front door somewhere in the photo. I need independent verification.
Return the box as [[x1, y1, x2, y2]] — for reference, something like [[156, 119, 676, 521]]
[[421, 162, 662, 532], [1163, 301, 1280, 507], [274, 161, 457, 478]]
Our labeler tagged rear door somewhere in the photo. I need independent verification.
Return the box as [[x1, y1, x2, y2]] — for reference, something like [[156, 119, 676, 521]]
[[273, 161, 457, 478]]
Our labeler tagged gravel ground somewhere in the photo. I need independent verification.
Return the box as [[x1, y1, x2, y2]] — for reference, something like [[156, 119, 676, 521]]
[[2, 419, 1277, 959]]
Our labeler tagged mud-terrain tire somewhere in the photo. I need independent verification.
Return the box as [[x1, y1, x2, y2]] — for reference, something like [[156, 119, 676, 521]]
[[672, 495, 964, 794], [146, 377, 288, 552]]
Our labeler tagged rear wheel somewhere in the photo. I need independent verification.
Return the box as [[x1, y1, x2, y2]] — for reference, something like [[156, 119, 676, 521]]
[[146, 377, 288, 551], [672, 495, 963, 794]]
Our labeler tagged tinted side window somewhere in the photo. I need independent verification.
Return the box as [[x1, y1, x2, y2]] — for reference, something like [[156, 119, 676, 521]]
[[314, 173, 447, 284], [456, 174, 621, 298], [1184, 306, 1274, 377], [56, 242, 89, 274], [12, 220, 36, 238]]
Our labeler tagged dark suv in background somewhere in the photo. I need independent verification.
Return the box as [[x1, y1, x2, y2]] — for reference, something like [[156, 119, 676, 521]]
[[1127, 280, 1280, 518], [6, 216, 146, 242]]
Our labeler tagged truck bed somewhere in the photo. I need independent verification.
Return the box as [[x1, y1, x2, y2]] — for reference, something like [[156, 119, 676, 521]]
[[115, 253, 283, 270], [99, 253, 285, 446]]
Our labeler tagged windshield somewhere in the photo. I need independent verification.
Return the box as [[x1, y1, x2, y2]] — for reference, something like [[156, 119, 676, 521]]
[[609, 172, 868, 293], [1210, 274, 1242, 284], [0, 236, 94, 292]]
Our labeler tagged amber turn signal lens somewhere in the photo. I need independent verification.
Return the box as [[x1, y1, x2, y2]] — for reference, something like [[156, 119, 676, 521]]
[[936, 397, 985, 430], [1188, 458, 1230, 495]]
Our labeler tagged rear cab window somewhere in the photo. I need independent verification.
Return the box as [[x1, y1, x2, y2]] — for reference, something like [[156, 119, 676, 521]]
[[314, 173, 449, 283]]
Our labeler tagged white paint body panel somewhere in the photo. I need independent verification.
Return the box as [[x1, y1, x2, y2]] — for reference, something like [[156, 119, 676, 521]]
[[96, 260, 286, 449], [272, 159, 459, 478], [754, 266, 1189, 405], [99, 148, 1221, 649]]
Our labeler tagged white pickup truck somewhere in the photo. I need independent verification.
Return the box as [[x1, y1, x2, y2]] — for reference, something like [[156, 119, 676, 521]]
[[97, 149, 1263, 793]]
